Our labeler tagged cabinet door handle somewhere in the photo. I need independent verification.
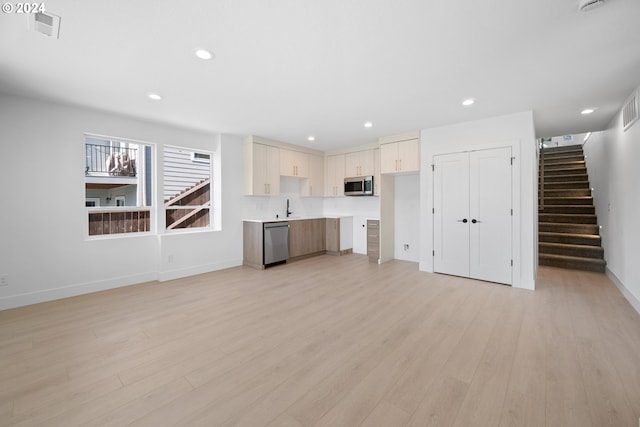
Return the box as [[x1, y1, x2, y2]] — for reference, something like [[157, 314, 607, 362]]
[[472, 219, 480, 224], [399, 159, 402, 171], [457, 218, 468, 223]]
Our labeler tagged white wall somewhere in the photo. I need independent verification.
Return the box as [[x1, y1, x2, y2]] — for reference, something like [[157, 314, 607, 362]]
[[394, 174, 420, 262], [0, 94, 245, 309], [419, 111, 538, 290], [582, 113, 640, 312]]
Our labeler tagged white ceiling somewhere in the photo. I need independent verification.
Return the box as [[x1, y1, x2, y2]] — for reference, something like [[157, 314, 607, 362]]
[[1, 0, 639, 151]]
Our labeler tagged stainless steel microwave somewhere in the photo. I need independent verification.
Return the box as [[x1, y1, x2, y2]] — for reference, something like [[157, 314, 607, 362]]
[[344, 176, 373, 196]]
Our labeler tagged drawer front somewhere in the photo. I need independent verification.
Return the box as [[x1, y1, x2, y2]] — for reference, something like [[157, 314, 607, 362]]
[[367, 220, 379, 259]]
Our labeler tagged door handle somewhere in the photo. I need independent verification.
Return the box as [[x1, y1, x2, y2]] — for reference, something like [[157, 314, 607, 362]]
[[457, 219, 468, 223], [472, 219, 480, 224]]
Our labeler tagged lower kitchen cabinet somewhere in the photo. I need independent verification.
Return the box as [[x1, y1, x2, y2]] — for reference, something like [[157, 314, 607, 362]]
[[326, 217, 354, 256], [243, 221, 265, 269], [289, 218, 326, 259], [243, 217, 354, 269], [326, 218, 340, 254], [367, 219, 380, 263]]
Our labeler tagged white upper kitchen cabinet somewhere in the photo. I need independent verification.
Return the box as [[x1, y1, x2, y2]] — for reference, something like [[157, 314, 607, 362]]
[[244, 140, 280, 196], [302, 154, 324, 197], [379, 133, 420, 174], [344, 149, 375, 177], [280, 149, 309, 178], [373, 148, 380, 196], [325, 154, 345, 197]]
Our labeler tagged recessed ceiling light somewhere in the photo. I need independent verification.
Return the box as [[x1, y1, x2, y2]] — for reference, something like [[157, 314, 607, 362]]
[[581, 108, 595, 115], [364, 121, 373, 128], [194, 49, 214, 60], [308, 136, 315, 142], [462, 98, 475, 106], [148, 93, 162, 101]]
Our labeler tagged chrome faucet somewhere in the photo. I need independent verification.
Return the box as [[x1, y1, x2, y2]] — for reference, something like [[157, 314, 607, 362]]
[[286, 199, 293, 218]]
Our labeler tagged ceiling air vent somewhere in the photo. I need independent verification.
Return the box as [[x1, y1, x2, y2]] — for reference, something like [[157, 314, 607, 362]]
[[30, 12, 61, 38], [622, 89, 639, 132]]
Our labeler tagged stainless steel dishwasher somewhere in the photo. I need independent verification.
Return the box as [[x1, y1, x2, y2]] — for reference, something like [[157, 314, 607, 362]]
[[263, 221, 289, 266]]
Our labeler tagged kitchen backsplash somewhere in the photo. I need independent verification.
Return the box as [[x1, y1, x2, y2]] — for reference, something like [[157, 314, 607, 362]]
[[242, 177, 380, 220]]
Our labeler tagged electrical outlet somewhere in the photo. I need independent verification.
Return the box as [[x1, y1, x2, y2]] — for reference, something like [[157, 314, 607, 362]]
[[0, 274, 8, 287], [404, 244, 410, 251]]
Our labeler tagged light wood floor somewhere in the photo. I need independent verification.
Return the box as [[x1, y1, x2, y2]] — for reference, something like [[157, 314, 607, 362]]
[[1, 255, 639, 426]]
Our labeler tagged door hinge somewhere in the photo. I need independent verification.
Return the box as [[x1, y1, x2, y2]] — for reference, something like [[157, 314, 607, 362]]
[[431, 164, 435, 171], [510, 259, 513, 267], [433, 250, 435, 256], [432, 208, 435, 214], [511, 209, 513, 216], [510, 157, 515, 165]]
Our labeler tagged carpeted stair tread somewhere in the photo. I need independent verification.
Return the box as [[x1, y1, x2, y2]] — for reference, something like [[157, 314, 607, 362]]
[[540, 154, 585, 163], [541, 145, 584, 153], [543, 168, 587, 176], [539, 205, 595, 214], [539, 253, 606, 273], [539, 242, 604, 258], [539, 231, 601, 246], [541, 196, 593, 205], [544, 163, 587, 172], [540, 181, 590, 189], [538, 213, 597, 224], [539, 222, 599, 234], [541, 188, 592, 197], [542, 174, 589, 182]]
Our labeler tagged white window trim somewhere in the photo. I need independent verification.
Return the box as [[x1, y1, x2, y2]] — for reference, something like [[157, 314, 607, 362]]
[[84, 133, 157, 240], [163, 144, 214, 234]]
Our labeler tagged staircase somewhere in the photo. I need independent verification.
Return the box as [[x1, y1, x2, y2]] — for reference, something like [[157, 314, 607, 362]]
[[538, 144, 606, 272]]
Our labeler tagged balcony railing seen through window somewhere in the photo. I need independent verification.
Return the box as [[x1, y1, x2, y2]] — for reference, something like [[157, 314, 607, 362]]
[[85, 144, 137, 177]]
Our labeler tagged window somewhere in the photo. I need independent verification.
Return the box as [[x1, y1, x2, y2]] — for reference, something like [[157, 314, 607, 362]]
[[163, 146, 211, 231], [85, 134, 154, 236]]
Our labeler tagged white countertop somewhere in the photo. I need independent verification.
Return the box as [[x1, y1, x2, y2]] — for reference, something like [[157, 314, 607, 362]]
[[243, 215, 352, 223]]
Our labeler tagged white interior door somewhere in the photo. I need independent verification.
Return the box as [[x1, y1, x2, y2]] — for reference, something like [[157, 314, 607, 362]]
[[433, 147, 512, 285], [433, 152, 470, 277], [469, 148, 512, 284]]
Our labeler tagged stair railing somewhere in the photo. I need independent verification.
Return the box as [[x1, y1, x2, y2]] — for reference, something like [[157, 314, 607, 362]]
[[540, 143, 545, 211]]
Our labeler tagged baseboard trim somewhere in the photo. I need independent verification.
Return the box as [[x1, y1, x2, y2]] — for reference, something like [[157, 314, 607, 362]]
[[607, 267, 640, 315], [157, 259, 243, 282], [0, 272, 158, 311], [0, 259, 244, 311]]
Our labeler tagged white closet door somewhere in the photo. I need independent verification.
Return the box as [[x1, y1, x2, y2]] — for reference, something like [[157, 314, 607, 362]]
[[469, 148, 512, 285], [433, 147, 512, 285], [433, 152, 470, 277]]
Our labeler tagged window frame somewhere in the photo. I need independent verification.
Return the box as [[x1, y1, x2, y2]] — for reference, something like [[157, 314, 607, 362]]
[[163, 144, 214, 233], [84, 133, 157, 240]]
